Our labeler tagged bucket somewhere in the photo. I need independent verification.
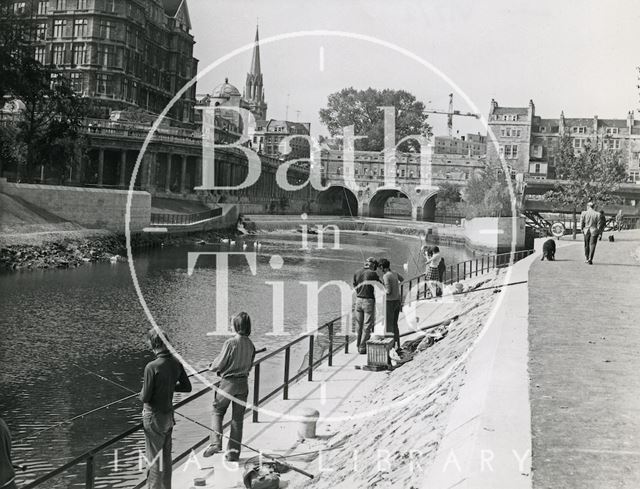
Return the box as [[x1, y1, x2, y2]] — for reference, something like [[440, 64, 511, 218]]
[[296, 408, 320, 439]]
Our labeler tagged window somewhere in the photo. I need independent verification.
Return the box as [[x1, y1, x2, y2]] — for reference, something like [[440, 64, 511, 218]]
[[606, 127, 619, 135], [37, 1, 48, 14], [401, 169, 405, 177], [573, 126, 587, 134], [98, 45, 114, 66], [72, 44, 86, 64], [52, 44, 64, 64], [53, 19, 65, 38], [77, 0, 87, 8], [36, 23, 47, 39], [96, 73, 110, 94], [34, 46, 46, 64], [73, 19, 87, 37], [605, 139, 621, 150], [540, 126, 546, 132], [13, 2, 26, 14], [70, 72, 83, 93], [55, 0, 66, 10], [100, 21, 113, 39], [534, 163, 540, 174], [573, 138, 584, 148], [104, 0, 115, 12], [629, 171, 640, 182], [503, 144, 518, 159]]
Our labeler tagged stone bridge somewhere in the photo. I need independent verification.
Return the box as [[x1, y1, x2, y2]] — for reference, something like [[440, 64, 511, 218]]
[[315, 178, 440, 221]]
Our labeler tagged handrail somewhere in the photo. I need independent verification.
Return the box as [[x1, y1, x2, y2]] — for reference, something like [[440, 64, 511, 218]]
[[149, 207, 222, 225], [20, 248, 532, 489]]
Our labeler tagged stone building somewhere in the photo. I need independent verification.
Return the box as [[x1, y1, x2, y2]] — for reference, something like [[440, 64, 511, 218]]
[[487, 99, 640, 182], [19, 0, 199, 124], [251, 119, 311, 161]]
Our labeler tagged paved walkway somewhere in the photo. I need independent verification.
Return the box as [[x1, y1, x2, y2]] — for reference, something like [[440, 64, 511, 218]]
[[170, 296, 461, 489], [528, 230, 640, 488]]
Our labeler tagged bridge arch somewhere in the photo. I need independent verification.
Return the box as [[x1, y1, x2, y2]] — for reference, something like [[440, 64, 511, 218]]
[[315, 185, 359, 216], [416, 189, 439, 222], [367, 187, 414, 219]]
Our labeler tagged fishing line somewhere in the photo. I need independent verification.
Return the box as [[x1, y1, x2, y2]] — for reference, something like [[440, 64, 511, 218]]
[[14, 349, 267, 444], [71, 364, 314, 478]]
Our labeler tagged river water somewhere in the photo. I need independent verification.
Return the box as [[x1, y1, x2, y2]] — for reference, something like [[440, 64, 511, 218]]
[[0, 231, 471, 488]]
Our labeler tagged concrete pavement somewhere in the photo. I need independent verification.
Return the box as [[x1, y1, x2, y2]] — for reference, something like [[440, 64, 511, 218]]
[[528, 230, 640, 488]]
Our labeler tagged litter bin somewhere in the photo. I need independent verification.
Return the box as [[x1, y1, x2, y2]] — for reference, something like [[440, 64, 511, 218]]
[[297, 408, 320, 439]]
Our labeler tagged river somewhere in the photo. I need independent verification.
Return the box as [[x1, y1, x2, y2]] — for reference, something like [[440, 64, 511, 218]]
[[0, 230, 471, 488]]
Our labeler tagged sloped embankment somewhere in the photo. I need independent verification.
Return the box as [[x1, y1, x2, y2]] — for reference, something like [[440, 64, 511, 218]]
[[289, 273, 503, 488]]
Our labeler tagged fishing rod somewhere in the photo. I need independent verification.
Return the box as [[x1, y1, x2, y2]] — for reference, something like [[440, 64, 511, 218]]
[[14, 348, 268, 443], [75, 363, 315, 479]]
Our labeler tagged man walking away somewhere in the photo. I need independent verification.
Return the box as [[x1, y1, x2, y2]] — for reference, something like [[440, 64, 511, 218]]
[[616, 209, 623, 232], [353, 257, 382, 354], [0, 418, 17, 489], [204, 312, 256, 461], [380, 259, 404, 352], [140, 329, 192, 489], [580, 202, 602, 265]]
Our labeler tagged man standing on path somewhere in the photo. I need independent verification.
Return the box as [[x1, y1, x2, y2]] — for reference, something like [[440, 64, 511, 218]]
[[353, 257, 382, 354], [203, 312, 256, 462], [380, 259, 404, 352], [0, 418, 17, 489], [580, 202, 603, 265], [616, 209, 623, 231], [140, 329, 192, 489]]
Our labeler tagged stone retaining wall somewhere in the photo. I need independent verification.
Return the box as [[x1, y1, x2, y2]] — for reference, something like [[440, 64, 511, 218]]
[[0, 179, 150, 231]]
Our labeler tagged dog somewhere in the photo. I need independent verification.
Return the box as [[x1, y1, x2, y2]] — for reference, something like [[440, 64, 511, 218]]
[[608, 235, 615, 242], [541, 238, 556, 261]]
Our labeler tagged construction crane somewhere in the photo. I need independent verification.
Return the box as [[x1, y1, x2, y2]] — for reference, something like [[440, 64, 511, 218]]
[[424, 93, 480, 137]]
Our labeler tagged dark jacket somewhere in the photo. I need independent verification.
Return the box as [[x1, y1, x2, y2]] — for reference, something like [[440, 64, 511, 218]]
[[140, 351, 192, 413], [353, 268, 381, 299]]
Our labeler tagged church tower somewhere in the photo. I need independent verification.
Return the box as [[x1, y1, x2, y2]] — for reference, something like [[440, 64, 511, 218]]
[[244, 25, 268, 121]]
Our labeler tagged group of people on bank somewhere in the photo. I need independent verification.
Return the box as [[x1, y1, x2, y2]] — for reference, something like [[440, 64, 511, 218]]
[[2, 248, 452, 489]]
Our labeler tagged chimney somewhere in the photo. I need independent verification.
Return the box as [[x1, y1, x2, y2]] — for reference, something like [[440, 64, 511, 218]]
[[628, 110, 634, 131], [593, 115, 598, 133]]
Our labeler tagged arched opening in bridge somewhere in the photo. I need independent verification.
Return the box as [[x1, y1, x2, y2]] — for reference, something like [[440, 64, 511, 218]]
[[315, 186, 359, 216], [421, 194, 437, 222], [369, 189, 412, 219]]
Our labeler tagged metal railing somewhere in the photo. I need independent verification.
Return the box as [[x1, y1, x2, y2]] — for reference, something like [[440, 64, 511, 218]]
[[400, 248, 535, 302], [20, 248, 532, 489], [149, 207, 222, 225]]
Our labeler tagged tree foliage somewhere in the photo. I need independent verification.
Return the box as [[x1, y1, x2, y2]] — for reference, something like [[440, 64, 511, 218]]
[[462, 166, 516, 219], [319, 87, 431, 151], [435, 181, 462, 214], [545, 134, 627, 208], [0, 0, 87, 182]]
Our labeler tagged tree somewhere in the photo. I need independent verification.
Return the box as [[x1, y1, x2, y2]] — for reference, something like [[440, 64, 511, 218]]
[[545, 134, 627, 238], [0, 0, 87, 182], [462, 166, 516, 219], [435, 181, 462, 215], [319, 87, 431, 151]]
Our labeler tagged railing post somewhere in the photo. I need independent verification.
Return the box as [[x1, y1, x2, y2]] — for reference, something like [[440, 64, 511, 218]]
[[481, 256, 485, 273], [252, 364, 260, 422], [308, 335, 314, 381], [86, 455, 95, 489], [475, 258, 479, 276], [463, 261, 467, 279], [345, 329, 350, 354], [283, 347, 290, 400], [328, 322, 334, 367], [457, 263, 460, 282]]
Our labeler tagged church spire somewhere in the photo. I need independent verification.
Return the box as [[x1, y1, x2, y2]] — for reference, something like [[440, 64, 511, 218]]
[[250, 25, 261, 76], [245, 24, 267, 120]]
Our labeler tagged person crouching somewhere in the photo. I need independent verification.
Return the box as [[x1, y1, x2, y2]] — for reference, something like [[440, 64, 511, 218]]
[[203, 312, 256, 461]]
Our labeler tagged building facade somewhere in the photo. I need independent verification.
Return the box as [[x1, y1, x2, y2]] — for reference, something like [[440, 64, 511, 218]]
[[487, 99, 640, 183], [251, 119, 311, 161], [17, 0, 198, 124]]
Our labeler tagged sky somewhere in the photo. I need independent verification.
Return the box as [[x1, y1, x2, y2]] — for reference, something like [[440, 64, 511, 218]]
[[187, 0, 640, 138]]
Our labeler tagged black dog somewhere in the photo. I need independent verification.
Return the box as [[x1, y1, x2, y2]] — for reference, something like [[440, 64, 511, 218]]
[[541, 238, 556, 261], [608, 235, 615, 242]]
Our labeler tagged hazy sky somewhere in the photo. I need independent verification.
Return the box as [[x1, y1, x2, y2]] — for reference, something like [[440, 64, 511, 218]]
[[187, 0, 640, 137]]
